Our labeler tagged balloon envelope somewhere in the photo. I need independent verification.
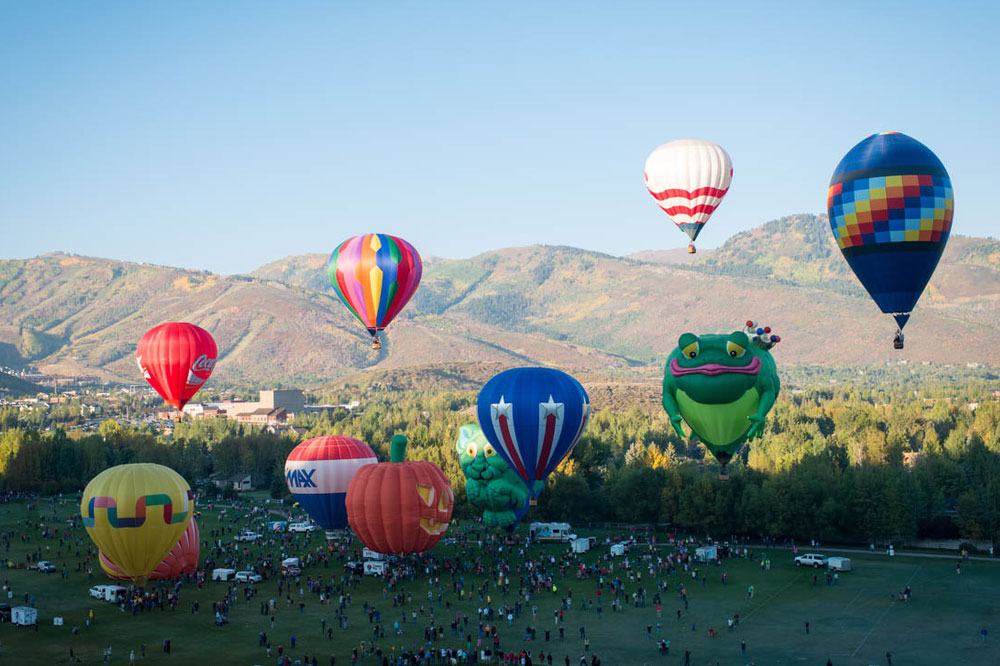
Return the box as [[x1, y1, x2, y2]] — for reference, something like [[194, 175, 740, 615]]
[[476, 368, 590, 495], [645, 139, 733, 244], [827, 132, 954, 329], [82, 463, 193, 585], [328, 234, 422, 339], [136, 322, 217, 410], [285, 436, 378, 531], [100, 517, 199, 580]]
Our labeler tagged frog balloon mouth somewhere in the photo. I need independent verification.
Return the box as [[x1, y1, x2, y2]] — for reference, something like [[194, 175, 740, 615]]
[[670, 356, 761, 377]]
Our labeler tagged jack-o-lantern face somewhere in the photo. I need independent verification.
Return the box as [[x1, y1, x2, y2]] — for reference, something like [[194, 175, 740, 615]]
[[416, 483, 454, 535], [346, 435, 455, 554]]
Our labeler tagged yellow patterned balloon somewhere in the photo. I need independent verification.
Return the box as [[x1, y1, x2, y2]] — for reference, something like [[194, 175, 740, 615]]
[[81, 463, 193, 585]]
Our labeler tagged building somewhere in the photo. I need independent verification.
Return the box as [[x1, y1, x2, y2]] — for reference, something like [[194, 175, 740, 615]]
[[259, 390, 304, 415], [198, 389, 306, 422], [235, 407, 287, 426]]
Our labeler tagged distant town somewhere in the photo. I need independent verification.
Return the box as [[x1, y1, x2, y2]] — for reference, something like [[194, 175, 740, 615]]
[[0, 365, 362, 435]]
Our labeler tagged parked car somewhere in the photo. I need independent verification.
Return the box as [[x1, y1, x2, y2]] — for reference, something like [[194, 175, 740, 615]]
[[36, 560, 56, 573], [89, 585, 111, 600], [288, 522, 316, 533], [794, 553, 829, 568], [234, 531, 262, 542], [235, 571, 263, 583]]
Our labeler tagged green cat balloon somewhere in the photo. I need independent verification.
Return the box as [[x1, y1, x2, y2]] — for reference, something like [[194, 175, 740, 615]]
[[662, 322, 781, 470], [456, 424, 539, 529]]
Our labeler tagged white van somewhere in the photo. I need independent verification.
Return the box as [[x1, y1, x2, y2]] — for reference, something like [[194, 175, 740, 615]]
[[103, 586, 128, 603], [212, 568, 236, 582], [529, 522, 574, 543]]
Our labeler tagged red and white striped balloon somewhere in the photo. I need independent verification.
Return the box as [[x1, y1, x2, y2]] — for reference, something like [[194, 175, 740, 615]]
[[644, 139, 733, 251]]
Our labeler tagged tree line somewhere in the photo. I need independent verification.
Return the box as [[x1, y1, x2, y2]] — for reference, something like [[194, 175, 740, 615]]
[[1, 380, 998, 546]]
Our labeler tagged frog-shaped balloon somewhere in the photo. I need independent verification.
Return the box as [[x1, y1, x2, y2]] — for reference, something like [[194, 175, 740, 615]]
[[456, 424, 539, 529], [662, 322, 781, 470]]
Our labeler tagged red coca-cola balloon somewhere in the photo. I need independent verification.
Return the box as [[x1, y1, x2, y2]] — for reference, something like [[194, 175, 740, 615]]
[[136, 323, 217, 409], [100, 517, 200, 580]]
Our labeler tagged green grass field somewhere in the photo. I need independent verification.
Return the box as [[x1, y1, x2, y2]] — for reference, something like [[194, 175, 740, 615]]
[[0, 496, 997, 666]]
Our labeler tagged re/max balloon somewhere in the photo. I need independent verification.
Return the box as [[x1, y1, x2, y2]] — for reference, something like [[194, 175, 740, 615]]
[[82, 463, 194, 585], [476, 367, 590, 496], [285, 436, 378, 531], [100, 517, 199, 581], [645, 139, 733, 253], [136, 322, 217, 410], [827, 132, 954, 339], [328, 234, 422, 348]]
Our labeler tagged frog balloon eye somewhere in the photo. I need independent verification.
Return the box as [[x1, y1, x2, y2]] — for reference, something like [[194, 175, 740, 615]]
[[484, 444, 496, 457], [465, 443, 478, 457], [682, 341, 699, 358], [727, 340, 746, 358]]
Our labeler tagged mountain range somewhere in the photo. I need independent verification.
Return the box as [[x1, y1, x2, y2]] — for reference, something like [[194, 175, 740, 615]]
[[1, 214, 998, 389]]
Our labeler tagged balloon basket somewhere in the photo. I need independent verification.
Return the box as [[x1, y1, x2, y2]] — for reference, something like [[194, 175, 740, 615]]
[[718, 469, 730, 481], [687, 244, 696, 254], [371, 336, 382, 350], [528, 498, 538, 507], [893, 340, 904, 350]]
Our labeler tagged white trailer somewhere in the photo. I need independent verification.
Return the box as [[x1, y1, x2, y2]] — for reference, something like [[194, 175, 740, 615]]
[[610, 543, 627, 557], [695, 545, 718, 562], [827, 556, 852, 571], [363, 560, 386, 575], [571, 537, 591, 553], [212, 568, 236, 581], [12, 606, 37, 626]]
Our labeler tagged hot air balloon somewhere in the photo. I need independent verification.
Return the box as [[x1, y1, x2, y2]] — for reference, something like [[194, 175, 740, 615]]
[[645, 139, 733, 254], [328, 234, 422, 349], [346, 435, 454, 554], [136, 323, 217, 411], [476, 368, 589, 505], [82, 463, 193, 585], [285, 436, 378, 532], [100, 517, 199, 580], [455, 424, 533, 530], [827, 132, 954, 348], [662, 322, 781, 476]]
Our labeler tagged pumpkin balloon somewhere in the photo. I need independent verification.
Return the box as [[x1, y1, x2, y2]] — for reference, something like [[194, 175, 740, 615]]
[[346, 434, 454, 554]]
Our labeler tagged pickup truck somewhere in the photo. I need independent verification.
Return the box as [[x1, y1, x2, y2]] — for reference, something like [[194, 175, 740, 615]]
[[36, 560, 56, 573], [234, 531, 262, 543], [235, 571, 263, 583]]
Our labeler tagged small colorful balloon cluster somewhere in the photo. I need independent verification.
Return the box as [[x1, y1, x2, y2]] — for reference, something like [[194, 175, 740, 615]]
[[744, 320, 781, 350]]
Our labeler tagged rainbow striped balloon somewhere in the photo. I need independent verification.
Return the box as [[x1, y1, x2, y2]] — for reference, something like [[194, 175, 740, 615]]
[[328, 234, 422, 341]]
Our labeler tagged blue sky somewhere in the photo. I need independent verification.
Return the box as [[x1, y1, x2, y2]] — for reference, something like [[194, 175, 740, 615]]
[[1, 1, 996, 274]]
